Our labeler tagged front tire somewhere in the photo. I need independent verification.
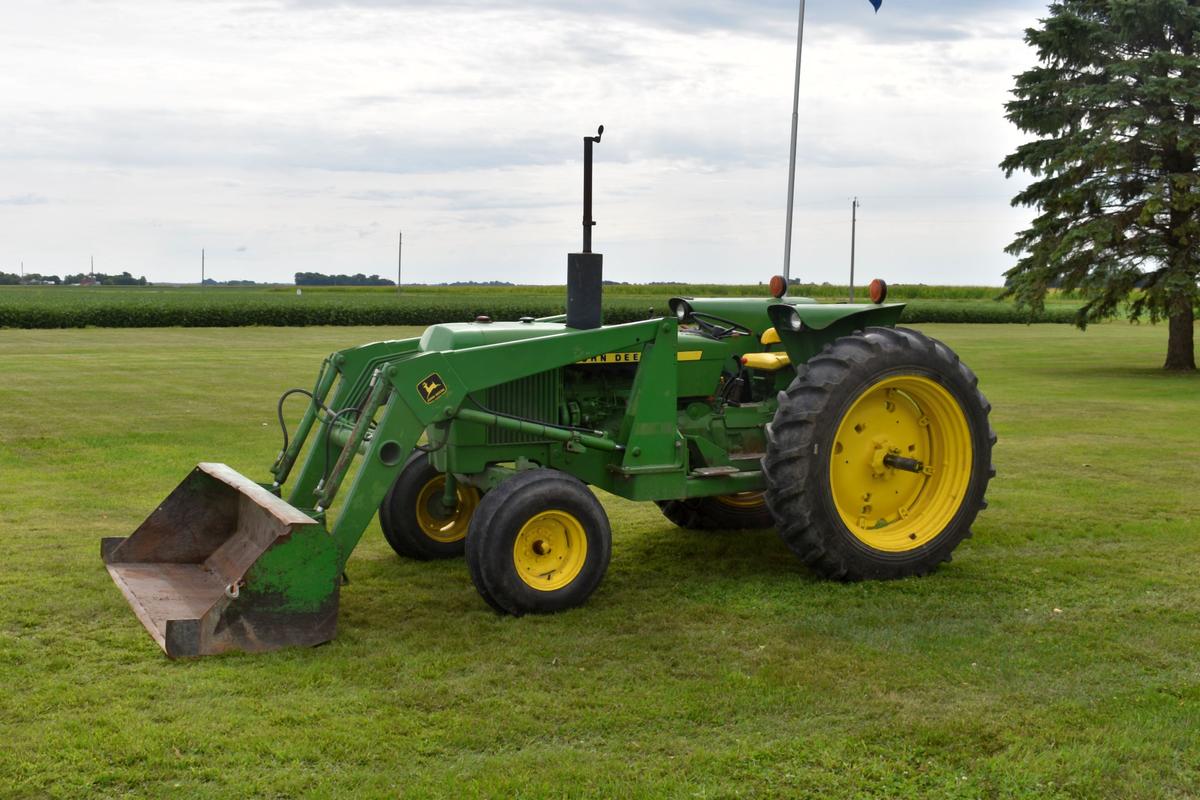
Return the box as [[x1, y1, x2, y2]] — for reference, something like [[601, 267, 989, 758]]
[[466, 470, 611, 615], [762, 327, 995, 581]]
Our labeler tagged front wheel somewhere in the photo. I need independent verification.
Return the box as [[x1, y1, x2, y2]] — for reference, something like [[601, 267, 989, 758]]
[[762, 327, 995, 580], [466, 469, 612, 615]]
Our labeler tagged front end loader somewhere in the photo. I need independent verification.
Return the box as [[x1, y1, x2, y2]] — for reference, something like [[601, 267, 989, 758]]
[[104, 128, 995, 657]]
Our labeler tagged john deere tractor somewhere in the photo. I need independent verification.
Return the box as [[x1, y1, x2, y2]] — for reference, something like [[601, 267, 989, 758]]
[[103, 128, 994, 657]]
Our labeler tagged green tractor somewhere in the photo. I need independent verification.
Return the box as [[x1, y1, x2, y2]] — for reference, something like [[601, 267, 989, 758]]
[[103, 129, 995, 657]]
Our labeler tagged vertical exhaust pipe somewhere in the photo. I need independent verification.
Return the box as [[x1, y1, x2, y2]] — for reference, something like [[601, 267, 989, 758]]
[[567, 125, 604, 330]]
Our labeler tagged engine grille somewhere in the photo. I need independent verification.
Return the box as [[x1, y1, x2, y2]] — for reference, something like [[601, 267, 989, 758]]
[[482, 370, 562, 444]]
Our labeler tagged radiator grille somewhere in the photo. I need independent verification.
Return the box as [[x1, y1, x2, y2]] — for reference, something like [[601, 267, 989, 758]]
[[482, 370, 562, 444]]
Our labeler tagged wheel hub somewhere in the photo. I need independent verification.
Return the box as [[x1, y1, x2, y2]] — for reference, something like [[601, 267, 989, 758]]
[[414, 477, 480, 544], [829, 375, 972, 552], [512, 511, 589, 592]]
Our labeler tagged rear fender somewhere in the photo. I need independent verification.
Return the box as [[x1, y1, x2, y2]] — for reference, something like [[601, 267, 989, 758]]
[[767, 303, 906, 366]]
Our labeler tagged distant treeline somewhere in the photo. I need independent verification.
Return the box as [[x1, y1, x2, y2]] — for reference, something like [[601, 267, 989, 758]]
[[295, 272, 396, 287], [0, 271, 148, 286], [0, 272, 59, 285], [433, 281, 515, 287], [293, 275, 525, 287]]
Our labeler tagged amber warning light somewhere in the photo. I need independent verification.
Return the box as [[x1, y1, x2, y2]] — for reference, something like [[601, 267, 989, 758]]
[[869, 279, 888, 304]]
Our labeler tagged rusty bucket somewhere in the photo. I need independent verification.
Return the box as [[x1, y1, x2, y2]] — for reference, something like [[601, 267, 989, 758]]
[[102, 463, 341, 658]]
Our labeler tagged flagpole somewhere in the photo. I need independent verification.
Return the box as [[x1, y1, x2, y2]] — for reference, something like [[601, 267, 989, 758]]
[[783, 0, 806, 282]]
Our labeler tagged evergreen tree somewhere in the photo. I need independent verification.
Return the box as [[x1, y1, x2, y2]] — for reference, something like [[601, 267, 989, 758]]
[[1002, 0, 1200, 370]]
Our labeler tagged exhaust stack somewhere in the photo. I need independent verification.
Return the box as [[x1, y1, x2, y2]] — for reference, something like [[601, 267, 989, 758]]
[[566, 125, 604, 330]]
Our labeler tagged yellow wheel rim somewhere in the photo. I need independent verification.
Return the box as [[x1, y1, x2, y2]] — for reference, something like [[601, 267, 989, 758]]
[[715, 492, 767, 510], [829, 374, 973, 553], [512, 510, 589, 592], [414, 477, 480, 544]]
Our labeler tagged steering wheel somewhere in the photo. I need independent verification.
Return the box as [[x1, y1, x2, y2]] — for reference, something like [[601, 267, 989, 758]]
[[689, 311, 752, 339]]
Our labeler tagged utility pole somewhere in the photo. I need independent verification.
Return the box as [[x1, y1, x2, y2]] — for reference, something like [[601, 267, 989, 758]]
[[397, 231, 402, 294], [849, 197, 859, 302], [782, 0, 807, 282], [202, 249, 206, 287], [90, 255, 94, 278]]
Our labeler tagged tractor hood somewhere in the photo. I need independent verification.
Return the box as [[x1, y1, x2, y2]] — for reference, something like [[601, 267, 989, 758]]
[[420, 321, 569, 352]]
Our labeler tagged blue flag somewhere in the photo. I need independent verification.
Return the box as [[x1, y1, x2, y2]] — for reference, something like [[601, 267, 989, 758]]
[[869, 0, 882, 10]]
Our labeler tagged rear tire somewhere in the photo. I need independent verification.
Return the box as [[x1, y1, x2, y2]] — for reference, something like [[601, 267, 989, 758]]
[[378, 451, 481, 560], [762, 327, 995, 581], [466, 470, 611, 616], [656, 494, 774, 530]]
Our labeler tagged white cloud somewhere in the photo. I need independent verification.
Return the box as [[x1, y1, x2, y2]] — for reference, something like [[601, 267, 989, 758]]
[[0, 0, 1044, 285]]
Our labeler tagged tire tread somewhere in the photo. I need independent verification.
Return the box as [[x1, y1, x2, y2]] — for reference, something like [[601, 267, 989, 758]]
[[762, 326, 995, 581]]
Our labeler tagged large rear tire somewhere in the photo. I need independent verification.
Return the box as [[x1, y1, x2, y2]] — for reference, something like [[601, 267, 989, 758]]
[[762, 327, 995, 580], [656, 494, 774, 530], [378, 451, 481, 560], [466, 470, 611, 616]]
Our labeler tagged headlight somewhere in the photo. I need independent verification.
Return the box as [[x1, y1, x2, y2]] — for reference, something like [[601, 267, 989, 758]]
[[668, 298, 693, 322], [789, 313, 803, 332]]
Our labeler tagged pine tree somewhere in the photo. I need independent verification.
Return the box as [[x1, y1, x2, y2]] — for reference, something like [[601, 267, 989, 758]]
[[1002, 0, 1199, 370]]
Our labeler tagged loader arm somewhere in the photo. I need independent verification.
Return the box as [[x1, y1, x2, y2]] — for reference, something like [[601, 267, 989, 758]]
[[276, 337, 424, 502]]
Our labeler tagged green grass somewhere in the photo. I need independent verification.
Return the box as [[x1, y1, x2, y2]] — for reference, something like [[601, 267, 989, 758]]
[[1, 322, 1197, 798], [0, 284, 1082, 328]]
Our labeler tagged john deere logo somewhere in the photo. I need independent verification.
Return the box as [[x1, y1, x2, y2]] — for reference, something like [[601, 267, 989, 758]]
[[577, 352, 642, 365], [575, 351, 703, 365], [418, 373, 448, 404]]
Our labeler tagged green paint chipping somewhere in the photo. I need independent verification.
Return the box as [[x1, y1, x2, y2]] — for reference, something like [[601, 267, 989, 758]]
[[245, 524, 340, 612]]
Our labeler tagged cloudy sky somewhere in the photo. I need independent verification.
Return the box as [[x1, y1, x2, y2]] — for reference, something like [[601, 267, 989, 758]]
[[1, 0, 1050, 285]]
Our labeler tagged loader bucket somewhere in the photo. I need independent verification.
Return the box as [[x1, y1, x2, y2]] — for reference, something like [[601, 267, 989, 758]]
[[102, 463, 341, 658]]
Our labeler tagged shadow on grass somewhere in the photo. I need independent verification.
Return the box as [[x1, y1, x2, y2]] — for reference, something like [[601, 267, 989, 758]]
[[316, 508, 1028, 669], [613, 522, 814, 579], [332, 523, 817, 633]]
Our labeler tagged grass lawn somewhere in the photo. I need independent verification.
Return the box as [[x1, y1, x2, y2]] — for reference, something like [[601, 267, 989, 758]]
[[0, 322, 1197, 799]]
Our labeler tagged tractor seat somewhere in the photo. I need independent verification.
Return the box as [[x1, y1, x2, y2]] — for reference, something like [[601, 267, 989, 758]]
[[741, 352, 791, 372], [742, 328, 791, 371]]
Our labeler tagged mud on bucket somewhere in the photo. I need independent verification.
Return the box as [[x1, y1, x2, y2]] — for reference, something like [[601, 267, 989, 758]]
[[102, 463, 341, 658]]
